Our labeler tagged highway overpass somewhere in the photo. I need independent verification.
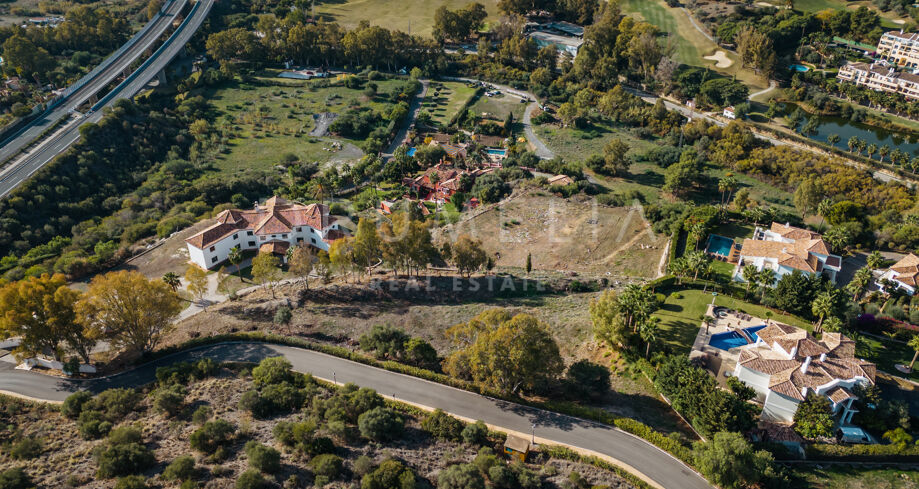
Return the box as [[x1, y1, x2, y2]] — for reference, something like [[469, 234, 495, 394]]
[[0, 0, 214, 198]]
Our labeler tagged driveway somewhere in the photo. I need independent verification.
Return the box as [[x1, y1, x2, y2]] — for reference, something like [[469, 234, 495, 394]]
[[383, 79, 429, 158], [0, 342, 711, 489]]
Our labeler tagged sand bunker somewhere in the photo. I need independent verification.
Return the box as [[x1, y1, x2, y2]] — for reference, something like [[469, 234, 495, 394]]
[[754, 1, 772, 6], [704, 50, 733, 68]]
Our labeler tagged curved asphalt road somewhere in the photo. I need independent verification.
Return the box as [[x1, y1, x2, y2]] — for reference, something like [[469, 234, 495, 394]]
[[0, 342, 711, 489]]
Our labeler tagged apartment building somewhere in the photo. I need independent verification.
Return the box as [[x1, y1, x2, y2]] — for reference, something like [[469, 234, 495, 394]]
[[877, 31, 919, 68], [836, 61, 919, 100]]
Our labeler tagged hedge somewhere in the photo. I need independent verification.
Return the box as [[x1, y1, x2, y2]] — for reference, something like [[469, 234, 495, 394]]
[[541, 445, 655, 489], [150, 332, 701, 475], [804, 442, 919, 462]]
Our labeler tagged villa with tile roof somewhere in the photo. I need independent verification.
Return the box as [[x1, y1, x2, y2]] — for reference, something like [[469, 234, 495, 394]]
[[732, 222, 842, 286], [733, 324, 875, 423], [184, 196, 345, 269], [877, 253, 919, 296]]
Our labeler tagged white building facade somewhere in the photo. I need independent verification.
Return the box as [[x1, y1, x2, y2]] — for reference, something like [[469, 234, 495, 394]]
[[732, 222, 841, 286], [185, 197, 346, 270], [876, 253, 918, 296]]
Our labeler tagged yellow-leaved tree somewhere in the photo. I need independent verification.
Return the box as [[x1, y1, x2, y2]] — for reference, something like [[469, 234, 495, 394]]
[[77, 270, 182, 355]]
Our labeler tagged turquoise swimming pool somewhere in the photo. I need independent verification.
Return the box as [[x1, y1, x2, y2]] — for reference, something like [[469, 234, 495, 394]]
[[486, 148, 506, 156], [789, 64, 810, 72], [706, 234, 734, 256]]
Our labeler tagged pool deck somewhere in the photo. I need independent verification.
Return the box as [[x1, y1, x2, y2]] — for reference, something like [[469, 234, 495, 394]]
[[690, 304, 770, 389]]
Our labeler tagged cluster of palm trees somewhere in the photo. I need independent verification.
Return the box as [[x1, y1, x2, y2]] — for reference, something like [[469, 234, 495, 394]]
[[740, 265, 775, 300], [669, 250, 714, 284], [835, 134, 919, 173]]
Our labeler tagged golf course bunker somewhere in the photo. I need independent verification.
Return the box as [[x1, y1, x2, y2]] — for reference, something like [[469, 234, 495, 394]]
[[704, 50, 733, 68]]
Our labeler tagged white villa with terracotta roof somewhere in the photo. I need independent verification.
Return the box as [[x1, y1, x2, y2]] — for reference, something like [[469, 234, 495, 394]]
[[732, 222, 842, 286], [733, 324, 876, 423], [877, 253, 919, 296], [185, 197, 346, 269]]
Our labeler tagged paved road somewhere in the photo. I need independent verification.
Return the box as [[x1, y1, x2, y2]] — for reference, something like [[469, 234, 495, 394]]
[[384, 79, 429, 157], [623, 87, 910, 185], [0, 0, 187, 166], [0, 342, 711, 489], [0, 0, 213, 199], [442, 76, 555, 159]]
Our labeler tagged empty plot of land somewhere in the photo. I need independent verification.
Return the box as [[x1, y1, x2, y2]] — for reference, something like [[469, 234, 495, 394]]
[[436, 191, 667, 278]]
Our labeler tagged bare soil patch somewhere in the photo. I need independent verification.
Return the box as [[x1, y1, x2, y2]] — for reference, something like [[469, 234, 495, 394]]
[[435, 190, 667, 279]]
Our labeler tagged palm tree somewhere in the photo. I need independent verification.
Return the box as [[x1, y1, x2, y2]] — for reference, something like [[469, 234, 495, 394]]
[[879, 145, 890, 162], [228, 247, 243, 276], [817, 199, 832, 228], [827, 133, 840, 147], [757, 268, 775, 300], [811, 291, 836, 333], [670, 257, 689, 285], [718, 175, 737, 211], [685, 250, 709, 281], [703, 315, 717, 335], [847, 136, 859, 153], [908, 335, 919, 372], [856, 139, 866, 155], [846, 267, 873, 301], [639, 316, 659, 358], [162, 272, 180, 292], [866, 143, 877, 160], [866, 250, 884, 270], [742, 265, 759, 297]]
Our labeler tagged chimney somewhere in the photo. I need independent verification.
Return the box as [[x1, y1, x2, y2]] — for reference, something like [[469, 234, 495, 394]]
[[789, 346, 798, 359], [800, 356, 812, 374], [820, 353, 826, 362], [801, 387, 808, 399], [785, 222, 790, 228]]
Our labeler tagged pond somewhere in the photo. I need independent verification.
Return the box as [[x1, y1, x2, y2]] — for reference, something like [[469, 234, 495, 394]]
[[780, 102, 919, 157]]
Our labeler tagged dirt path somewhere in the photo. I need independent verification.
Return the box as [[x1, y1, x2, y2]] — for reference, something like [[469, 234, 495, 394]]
[[309, 112, 337, 137], [384, 79, 429, 157]]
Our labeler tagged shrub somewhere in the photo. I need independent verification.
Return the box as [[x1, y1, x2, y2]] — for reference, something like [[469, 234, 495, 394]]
[[61, 391, 92, 419], [238, 390, 270, 418], [361, 459, 415, 489], [192, 405, 212, 425], [236, 469, 267, 489], [404, 337, 440, 370], [190, 419, 236, 454], [153, 385, 186, 417], [359, 325, 409, 359], [260, 382, 306, 413], [94, 443, 156, 478], [107, 426, 143, 446], [309, 454, 343, 479], [245, 441, 281, 474], [78, 410, 113, 440], [93, 388, 140, 420], [358, 407, 404, 441], [156, 359, 219, 386], [421, 409, 464, 441], [114, 475, 148, 489], [487, 465, 516, 488], [461, 420, 489, 445], [0, 468, 31, 489], [162, 455, 196, 481], [437, 463, 484, 489], [252, 357, 296, 387], [353, 455, 375, 477], [9, 437, 41, 460]]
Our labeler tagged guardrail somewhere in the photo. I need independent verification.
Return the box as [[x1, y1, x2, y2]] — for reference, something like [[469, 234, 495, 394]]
[[53, 0, 180, 107], [0, 0, 181, 154], [91, 0, 202, 111]]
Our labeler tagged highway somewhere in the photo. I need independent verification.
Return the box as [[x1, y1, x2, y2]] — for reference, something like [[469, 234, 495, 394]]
[[0, 342, 712, 489], [0, 0, 214, 199]]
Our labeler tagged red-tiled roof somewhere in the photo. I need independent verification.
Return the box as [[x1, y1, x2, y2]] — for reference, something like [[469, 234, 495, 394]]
[[186, 199, 330, 249]]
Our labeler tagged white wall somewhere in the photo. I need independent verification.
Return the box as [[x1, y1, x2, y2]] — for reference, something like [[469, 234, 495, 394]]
[[188, 224, 334, 269], [762, 390, 801, 423], [734, 365, 771, 402]]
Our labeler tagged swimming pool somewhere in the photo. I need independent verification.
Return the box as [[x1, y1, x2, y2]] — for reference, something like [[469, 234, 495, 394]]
[[709, 325, 765, 351], [486, 148, 507, 156], [706, 234, 734, 256], [789, 64, 810, 72]]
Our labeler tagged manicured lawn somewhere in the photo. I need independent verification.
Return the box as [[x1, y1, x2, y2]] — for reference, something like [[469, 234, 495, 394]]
[[315, 0, 500, 38], [789, 465, 919, 489], [712, 221, 755, 242], [423, 81, 479, 126], [857, 333, 919, 382], [652, 288, 813, 355], [620, 0, 766, 89]]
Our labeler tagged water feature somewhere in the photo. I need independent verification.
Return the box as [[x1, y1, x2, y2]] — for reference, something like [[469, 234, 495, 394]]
[[709, 325, 766, 351], [789, 64, 810, 72], [780, 102, 919, 157]]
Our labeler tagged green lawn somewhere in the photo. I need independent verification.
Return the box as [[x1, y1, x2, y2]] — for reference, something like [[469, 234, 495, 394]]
[[423, 81, 479, 126], [197, 77, 407, 174], [789, 465, 919, 489], [857, 333, 919, 382], [620, 0, 766, 89], [468, 93, 526, 123], [315, 0, 500, 38], [652, 288, 812, 355]]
